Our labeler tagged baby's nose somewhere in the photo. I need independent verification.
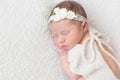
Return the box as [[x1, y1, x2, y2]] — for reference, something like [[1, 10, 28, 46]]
[[58, 36, 65, 43]]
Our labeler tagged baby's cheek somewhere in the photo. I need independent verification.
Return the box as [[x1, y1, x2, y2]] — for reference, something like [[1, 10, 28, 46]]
[[53, 40, 59, 47]]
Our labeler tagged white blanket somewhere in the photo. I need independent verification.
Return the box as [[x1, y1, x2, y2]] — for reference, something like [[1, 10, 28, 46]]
[[0, 0, 119, 80]]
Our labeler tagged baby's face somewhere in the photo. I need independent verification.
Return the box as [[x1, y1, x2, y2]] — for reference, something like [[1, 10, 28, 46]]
[[49, 19, 84, 51]]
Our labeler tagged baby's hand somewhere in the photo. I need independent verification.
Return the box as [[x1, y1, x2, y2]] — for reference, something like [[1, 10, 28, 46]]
[[77, 77, 85, 80]]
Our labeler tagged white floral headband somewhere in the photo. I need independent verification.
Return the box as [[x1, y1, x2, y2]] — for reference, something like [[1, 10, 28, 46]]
[[48, 7, 87, 23]]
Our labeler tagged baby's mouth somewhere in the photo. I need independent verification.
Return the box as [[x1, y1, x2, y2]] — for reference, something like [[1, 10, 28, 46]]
[[59, 45, 70, 50]]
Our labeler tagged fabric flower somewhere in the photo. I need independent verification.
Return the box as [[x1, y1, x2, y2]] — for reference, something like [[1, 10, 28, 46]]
[[67, 11, 75, 19], [54, 8, 67, 21]]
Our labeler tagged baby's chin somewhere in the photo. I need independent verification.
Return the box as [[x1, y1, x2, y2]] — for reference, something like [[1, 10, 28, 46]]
[[66, 45, 76, 50]]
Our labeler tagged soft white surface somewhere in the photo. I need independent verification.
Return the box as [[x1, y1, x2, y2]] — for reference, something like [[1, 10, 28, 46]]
[[0, 0, 120, 80], [0, 0, 68, 80]]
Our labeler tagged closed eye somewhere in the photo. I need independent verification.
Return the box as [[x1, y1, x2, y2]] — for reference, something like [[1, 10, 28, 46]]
[[51, 33, 58, 38], [61, 31, 70, 35]]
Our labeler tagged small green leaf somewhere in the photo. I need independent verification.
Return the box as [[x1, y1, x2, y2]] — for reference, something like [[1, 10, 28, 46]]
[[50, 11, 56, 16]]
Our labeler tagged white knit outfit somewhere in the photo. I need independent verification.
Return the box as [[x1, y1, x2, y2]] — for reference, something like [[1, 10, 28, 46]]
[[68, 27, 120, 80]]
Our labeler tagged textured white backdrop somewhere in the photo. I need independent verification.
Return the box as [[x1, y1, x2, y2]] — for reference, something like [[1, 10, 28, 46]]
[[0, 0, 120, 80]]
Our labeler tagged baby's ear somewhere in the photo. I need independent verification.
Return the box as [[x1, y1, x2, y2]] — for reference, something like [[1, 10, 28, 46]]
[[81, 21, 87, 27], [81, 21, 88, 32]]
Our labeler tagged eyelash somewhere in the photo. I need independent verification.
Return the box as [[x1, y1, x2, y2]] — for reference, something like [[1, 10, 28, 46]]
[[52, 34, 58, 38], [61, 31, 70, 35], [51, 31, 70, 38]]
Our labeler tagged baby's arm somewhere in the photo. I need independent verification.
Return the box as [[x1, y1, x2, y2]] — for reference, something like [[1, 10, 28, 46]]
[[59, 50, 85, 80], [97, 43, 120, 79]]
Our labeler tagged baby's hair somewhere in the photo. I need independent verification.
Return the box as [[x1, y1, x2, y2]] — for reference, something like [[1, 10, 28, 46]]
[[52, 1, 87, 19]]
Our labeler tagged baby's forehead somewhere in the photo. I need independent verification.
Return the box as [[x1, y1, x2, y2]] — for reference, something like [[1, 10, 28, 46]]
[[50, 20, 82, 33]]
